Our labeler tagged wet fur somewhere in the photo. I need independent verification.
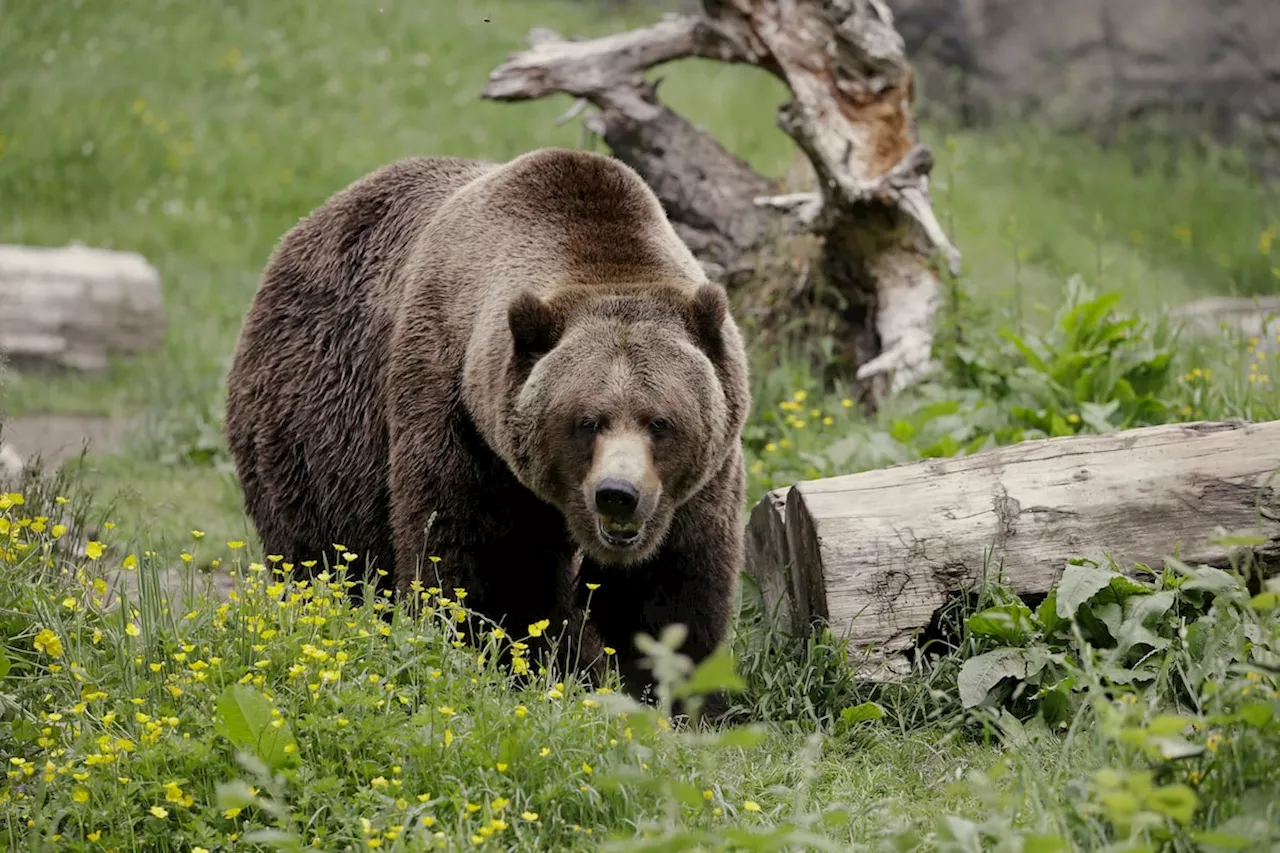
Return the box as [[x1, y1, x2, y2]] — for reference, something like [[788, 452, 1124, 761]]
[[224, 148, 751, 703]]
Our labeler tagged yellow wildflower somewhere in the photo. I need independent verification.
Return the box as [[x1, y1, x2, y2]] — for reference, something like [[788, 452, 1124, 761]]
[[33, 629, 63, 658]]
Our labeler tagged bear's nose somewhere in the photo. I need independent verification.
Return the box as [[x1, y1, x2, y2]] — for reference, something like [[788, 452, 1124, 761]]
[[595, 478, 640, 520]]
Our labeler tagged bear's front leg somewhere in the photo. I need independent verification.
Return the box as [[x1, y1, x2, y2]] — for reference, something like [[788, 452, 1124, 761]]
[[577, 447, 746, 714], [389, 408, 587, 663]]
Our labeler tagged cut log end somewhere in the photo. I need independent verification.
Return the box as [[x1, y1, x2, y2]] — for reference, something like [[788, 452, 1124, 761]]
[[743, 487, 793, 632]]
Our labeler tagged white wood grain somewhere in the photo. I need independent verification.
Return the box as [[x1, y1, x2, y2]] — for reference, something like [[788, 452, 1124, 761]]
[[0, 243, 165, 371], [745, 420, 1280, 677]]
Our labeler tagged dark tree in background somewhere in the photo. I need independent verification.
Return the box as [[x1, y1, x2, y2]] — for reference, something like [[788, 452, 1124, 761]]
[[483, 0, 961, 403]]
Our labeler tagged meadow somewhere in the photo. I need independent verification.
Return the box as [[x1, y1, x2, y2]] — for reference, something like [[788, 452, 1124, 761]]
[[2, 0, 1280, 850]]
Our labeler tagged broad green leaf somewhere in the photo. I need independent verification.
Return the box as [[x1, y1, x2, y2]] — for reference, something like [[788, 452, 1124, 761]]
[[215, 779, 259, 811], [671, 646, 745, 699], [1179, 566, 1239, 594], [1190, 829, 1258, 850], [1112, 377, 1137, 404], [1098, 664, 1157, 685], [0, 647, 10, 681], [1093, 601, 1123, 639], [966, 602, 1038, 645], [1208, 530, 1269, 549], [937, 815, 983, 849], [215, 683, 299, 770], [1107, 574, 1153, 599], [1239, 702, 1274, 729], [958, 647, 1037, 709], [998, 328, 1049, 373], [1035, 591, 1064, 634], [1249, 591, 1280, 611], [1023, 835, 1068, 853], [840, 702, 886, 726], [241, 829, 304, 853], [1146, 713, 1194, 737], [11, 718, 39, 745], [1055, 562, 1117, 619], [1079, 400, 1120, 434], [1145, 783, 1198, 825], [1115, 624, 1169, 660], [668, 779, 705, 809], [704, 725, 768, 750], [889, 419, 916, 444], [1115, 590, 1176, 658], [1039, 682, 1073, 726]]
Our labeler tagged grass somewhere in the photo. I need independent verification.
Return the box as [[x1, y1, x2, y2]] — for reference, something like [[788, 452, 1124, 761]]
[[2, 0, 1280, 851], [2, 464, 1278, 851]]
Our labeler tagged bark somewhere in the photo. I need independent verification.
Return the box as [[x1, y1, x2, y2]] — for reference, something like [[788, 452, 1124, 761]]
[[744, 420, 1280, 679], [482, 0, 960, 397]]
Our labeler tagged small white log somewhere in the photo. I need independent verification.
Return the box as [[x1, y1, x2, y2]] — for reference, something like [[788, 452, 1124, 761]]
[[0, 243, 165, 371], [0, 442, 24, 488], [1172, 295, 1280, 354], [745, 420, 1280, 678]]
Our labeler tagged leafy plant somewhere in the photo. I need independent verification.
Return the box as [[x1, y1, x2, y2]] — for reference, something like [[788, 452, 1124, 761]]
[[943, 535, 1280, 849], [945, 275, 1180, 437]]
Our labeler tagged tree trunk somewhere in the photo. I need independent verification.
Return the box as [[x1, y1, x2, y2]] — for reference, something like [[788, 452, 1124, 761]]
[[0, 243, 166, 372], [482, 0, 960, 399], [744, 420, 1280, 679]]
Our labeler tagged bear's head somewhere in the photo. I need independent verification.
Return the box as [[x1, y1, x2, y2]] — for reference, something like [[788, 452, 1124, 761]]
[[505, 282, 746, 566]]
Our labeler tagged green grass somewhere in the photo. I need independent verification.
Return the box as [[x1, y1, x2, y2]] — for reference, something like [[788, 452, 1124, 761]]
[[2, 464, 1278, 851], [3, 1, 1280, 850]]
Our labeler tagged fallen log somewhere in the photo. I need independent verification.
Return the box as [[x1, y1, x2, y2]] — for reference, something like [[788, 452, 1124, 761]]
[[482, 0, 961, 401], [0, 243, 166, 372], [744, 420, 1280, 678]]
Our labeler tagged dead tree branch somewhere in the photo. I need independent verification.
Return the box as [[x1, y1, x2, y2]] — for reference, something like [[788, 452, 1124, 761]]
[[482, 0, 961, 396]]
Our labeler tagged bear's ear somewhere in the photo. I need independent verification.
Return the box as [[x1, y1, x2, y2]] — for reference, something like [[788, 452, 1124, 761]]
[[509, 289, 563, 363], [684, 282, 728, 356]]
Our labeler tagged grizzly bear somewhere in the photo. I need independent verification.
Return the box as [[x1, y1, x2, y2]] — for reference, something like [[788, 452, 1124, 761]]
[[224, 148, 751, 703]]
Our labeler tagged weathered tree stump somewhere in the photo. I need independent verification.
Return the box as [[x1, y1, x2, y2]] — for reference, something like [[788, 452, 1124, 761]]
[[482, 0, 960, 400], [0, 243, 166, 372], [745, 420, 1280, 678]]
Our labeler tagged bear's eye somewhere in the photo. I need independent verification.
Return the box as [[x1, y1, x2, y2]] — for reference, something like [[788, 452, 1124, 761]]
[[576, 415, 601, 435], [648, 417, 671, 437]]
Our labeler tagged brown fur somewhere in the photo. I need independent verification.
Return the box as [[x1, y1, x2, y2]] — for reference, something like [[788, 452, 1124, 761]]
[[225, 148, 751, 703]]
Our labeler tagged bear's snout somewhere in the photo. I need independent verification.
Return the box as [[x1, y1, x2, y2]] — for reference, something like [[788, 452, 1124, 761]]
[[582, 429, 663, 555], [595, 478, 640, 521]]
